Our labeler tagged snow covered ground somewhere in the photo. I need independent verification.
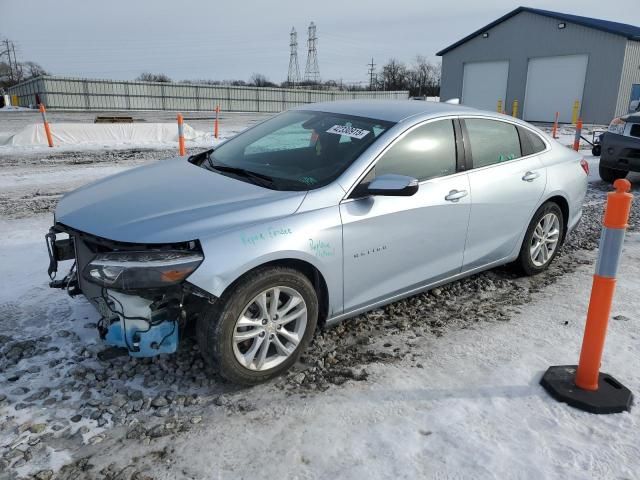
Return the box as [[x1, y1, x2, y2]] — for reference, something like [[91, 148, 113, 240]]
[[0, 110, 271, 154], [0, 110, 639, 480], [1, 122, 211, 150]]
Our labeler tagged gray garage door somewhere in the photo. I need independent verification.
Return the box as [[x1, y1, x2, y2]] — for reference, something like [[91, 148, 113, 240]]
[[462, 61, 509, 112], [523, 54, 588, 123]]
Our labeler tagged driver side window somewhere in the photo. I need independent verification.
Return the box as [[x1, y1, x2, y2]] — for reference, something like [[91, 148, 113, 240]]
[[370, 120, 457, 182]]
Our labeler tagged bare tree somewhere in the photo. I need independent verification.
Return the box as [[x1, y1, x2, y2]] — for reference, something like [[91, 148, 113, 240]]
[[409, 56, 441, 97], [135, 72, 172, 83], [21, 61, 48, 79], [380, 58, 409, 91], [248, 73, 277, 88]]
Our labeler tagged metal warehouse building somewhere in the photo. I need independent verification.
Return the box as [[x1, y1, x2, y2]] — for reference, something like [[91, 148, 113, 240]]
[[437, 7, 640, 124]]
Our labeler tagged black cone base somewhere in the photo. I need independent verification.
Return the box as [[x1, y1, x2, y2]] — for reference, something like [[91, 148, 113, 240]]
[[540, 365, 633, 414]]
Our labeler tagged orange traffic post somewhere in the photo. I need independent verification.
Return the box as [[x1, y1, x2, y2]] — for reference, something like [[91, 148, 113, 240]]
[[511, 99, 519, 118], [573, 118, 583, 151], [177, 113, 186, 156], [551, 111, 559, 139], [39, 104, 54, 148], [214, 105, 220, 139], [540, 179, 634, 414]]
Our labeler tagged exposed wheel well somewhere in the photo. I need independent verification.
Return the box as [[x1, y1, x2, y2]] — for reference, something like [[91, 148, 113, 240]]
[[226, 259, 330, 326], [545, 195, 569, 243]]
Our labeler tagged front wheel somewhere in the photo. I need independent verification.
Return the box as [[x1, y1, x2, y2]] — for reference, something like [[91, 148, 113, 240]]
[[516, 202, 564, 276], [599, 164, 627, 183], [196, 266, 318, 385]]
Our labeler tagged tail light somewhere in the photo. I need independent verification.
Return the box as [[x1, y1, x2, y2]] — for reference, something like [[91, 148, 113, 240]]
[[580, 159, 590, 175]]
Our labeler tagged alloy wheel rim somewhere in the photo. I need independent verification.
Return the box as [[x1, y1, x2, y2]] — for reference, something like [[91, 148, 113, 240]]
[[530, 212, 560, 267], [232, 286, 307, 371]]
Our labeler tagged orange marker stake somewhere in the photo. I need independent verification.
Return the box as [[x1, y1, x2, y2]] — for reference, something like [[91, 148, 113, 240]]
[[573, 118, 583, 151], [39, 104, 54, 148], [552, 111, 559, 139], [177, 113, 186, 156], [214, 105, 220, 139], [575, 179, 633, 390], [540, 179, 634, 414]]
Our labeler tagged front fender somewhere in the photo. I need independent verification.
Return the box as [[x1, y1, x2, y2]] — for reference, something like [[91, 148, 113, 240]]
[[186, 206, 343, 317]]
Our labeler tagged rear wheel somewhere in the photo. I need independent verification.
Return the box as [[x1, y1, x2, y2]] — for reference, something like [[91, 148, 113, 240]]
[[517, 202, 564, 276], [196, 266, 318, 385], [599, 164, 627, 183]]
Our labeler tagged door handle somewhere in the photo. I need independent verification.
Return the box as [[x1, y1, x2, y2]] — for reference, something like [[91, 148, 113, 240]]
[[522, 171, 540, 182], [445, 189, 468, 202]]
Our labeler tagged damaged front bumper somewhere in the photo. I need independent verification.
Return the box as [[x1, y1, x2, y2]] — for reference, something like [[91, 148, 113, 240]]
[[46, 224, 211, 358]]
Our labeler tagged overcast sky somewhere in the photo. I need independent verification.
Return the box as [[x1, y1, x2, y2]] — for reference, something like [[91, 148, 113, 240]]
[[2, 0, 640, 84]]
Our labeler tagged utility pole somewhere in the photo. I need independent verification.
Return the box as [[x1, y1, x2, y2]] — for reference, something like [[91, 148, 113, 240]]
[[2, 39, 14, 81], [367, 58, 376, 90], [11, 42, 20, 82]]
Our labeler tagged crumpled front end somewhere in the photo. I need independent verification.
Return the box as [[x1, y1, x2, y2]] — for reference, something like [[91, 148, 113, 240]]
[[46, 223, 212, 357]]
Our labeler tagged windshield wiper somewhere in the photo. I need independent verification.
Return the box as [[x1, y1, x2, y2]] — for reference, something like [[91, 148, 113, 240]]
[[209, 163, 277, 188]]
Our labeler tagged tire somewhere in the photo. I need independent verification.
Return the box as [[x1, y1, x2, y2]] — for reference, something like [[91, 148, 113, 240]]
[[196, 266, 318, 385], [516, 202, 565, 276], [591, 145, 601, 157], [599, 164, 627, 183]]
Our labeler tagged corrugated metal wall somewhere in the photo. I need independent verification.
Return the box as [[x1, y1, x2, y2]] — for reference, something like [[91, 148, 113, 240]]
[[439, 11, 628, 124], [8, 76, 408, 112], [615, 40, 640, 117]]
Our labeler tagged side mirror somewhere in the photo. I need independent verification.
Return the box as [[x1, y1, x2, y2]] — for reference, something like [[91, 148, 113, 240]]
[[630, 100, 639, 113], [360, 174, 419, 197]]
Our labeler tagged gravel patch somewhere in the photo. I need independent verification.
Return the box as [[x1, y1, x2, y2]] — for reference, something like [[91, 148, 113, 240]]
[[0, 148, 202, 219], [0, 147, 638, 478]]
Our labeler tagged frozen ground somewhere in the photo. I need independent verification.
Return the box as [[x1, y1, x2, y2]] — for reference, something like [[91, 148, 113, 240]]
[[0, 110, 639, 480]]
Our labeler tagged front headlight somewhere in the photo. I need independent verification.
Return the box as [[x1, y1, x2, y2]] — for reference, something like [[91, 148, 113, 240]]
[[608, 117, 626, 135], [83, 250, 204, 290]]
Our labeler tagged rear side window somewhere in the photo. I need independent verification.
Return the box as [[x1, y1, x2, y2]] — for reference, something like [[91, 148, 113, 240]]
[[518, 127, 547, 156], [465, 119, 522, 168], [374, 119, 457, 181]]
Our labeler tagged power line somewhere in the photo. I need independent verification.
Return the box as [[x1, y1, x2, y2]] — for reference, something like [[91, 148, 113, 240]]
[[1, 39, 22, 83]]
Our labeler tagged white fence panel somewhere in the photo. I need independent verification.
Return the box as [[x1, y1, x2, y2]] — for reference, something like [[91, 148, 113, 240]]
[[8, 76, 409, 112]]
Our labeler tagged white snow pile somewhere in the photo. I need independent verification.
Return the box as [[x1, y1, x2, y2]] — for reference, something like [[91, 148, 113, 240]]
[[0, 105, 32, 112], [0, 122, 208, 148]]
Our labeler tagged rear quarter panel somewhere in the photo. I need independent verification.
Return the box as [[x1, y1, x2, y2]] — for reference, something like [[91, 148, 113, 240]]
[[538, 143, 588, 233]]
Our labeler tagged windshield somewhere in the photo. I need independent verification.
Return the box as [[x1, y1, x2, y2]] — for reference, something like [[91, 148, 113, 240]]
[[204, 110, 394, 190]]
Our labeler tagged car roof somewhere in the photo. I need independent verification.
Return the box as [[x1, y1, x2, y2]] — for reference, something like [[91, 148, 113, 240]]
[[294, 99, 475, 123]]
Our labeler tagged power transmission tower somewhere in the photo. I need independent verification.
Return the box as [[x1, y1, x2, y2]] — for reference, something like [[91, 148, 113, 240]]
[[367, 58, 376, 90], [287, 27, 301, 87], [304, 22, 320, 84]]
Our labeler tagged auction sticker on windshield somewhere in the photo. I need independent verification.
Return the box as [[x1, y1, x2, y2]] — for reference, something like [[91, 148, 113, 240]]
[[326, 125, 370, 139]]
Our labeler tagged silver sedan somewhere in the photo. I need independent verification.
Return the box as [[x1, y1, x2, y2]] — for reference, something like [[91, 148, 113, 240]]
[[46, 100, 588, 384]]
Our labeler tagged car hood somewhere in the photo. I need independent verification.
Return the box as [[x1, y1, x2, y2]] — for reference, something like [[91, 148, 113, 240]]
[[55, 157, 307, 244]]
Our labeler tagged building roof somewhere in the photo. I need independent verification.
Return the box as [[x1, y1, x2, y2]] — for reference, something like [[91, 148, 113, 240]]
[[436, 6, 640, 56], [295, 99, 474, 122]]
